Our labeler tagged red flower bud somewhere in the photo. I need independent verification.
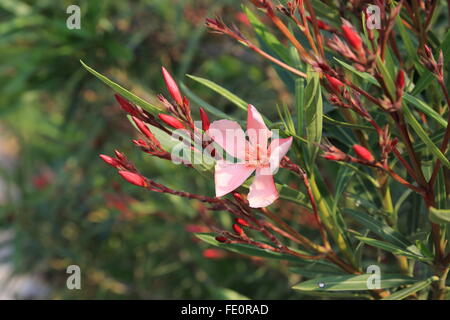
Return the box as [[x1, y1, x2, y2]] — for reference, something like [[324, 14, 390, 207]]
[[118, 171, 148, 187], [161, 67, 183, 106], [199, 108, 210, 131], [132, 139, 147, 148], [235, 218, 250, 227], [323, 154, 341, 161], [215, 236, 228, 243], [306, 16, 332, 31], [325, 74, 344, 92], [232, 192, 245, 203], [232, 224, 244, 235], [342, 24, 362, 51], [352, 145, 375, 162], [99, 154, 120, 167], [158, 114, 185, 130], [114, 150, 125, 160], [132, 116, 153, 139], [114, 94, 136, 115], [396, 70, 405, 91]]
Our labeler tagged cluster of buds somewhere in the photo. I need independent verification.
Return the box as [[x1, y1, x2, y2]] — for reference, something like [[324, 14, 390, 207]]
[[420, 45, 444, 82], [327, 20, 374, 71], [131, 116, 172, 162], [100, 150, 137, 173], [321, 141, 376, 165], [320, 142, 348, 162], [158, 67, 193, 129]]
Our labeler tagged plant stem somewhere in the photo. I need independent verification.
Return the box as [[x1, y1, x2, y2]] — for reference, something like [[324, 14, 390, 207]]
[[432, 266, 449, 300]]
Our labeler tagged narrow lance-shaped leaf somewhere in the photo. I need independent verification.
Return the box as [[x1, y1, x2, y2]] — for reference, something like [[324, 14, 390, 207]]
[[243, 6, 290, 63], [186, 75, 248, 112], [344, 209, 424, 257], [354, 236, 431, 261], [80, 60, 162, 113], [335, 58, 447, 127], [293, 274, 416, 291], [403, 104, 450, 169], [304, 68, 323, 164], [382, 276, 438, 300]]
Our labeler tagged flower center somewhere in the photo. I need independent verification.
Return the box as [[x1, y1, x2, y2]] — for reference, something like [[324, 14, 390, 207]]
[[244, 144, 269, 168]]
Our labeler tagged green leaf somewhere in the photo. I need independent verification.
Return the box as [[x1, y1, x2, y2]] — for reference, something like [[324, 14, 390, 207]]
[[382, 276, 438, 300], [293, 274, 416, 291], [336, 162, 380, 188], [354, 236, 430, 261], [195, 233, 307, 262], [289, 267, 345, 278], [335, 58, 378, 85], [395, 16, 417, 65], [403, 94, 447, 128], [376, 56, 395, 98], [80, 60, 161, 113], [304, 68, 323, 163], [403, 104, 450, 169], [187, 75, 248, 112], [344, 209, 423, 257], [295, 78, 305, 135], [277, 183, 308, 207], [212, 288, 250, 300], [335, 58, 447, 127], [244, 6, 290, 62], [180, 82, 232, 120], [429, 207, 450, 224]]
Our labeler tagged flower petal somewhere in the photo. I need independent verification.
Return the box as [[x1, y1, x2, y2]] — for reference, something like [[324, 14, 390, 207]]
[[215, 160, 255, 197], [268, 137, 293, 173], [247, 169, 278, 208], [208, 120, 248, 160], [246, 104, 271, 151]]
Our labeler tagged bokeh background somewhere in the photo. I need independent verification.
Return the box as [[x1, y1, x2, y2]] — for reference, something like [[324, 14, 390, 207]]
[[0, 0, 307, 299]]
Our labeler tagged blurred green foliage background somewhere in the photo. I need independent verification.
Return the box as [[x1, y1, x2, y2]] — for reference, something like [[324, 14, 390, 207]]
[[0, 0, 302, 299]]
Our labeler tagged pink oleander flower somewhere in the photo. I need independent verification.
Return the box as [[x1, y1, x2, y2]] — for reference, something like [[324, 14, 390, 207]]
[[207, 104, 293, 208]]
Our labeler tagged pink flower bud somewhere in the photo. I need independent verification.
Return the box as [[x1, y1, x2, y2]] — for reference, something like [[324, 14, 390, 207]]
[[114, 150, 125, 161], [235, 218, 250, 227], [132, 139, 147, 148], [161, 67, 183, 106], [158, 114, 185, 130], [342, 24, 362, 51], [396, 70, 405, 91], [118, 171, 148, 187], [114, 94, 136, 115], [323, 154, 341, 161], [325, 74, 344, 92], [132, 116, 153, 139], [232, 224, 244, 235], [199, 108, 210, 131], [353, 145, 375, 162], [99, 154, 120, 167]]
